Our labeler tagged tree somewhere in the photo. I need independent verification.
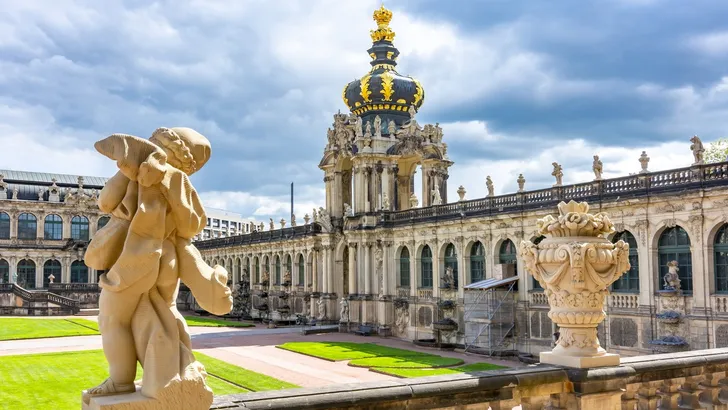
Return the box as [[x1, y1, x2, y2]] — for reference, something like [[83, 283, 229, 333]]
[[705, 138, 728, 163]]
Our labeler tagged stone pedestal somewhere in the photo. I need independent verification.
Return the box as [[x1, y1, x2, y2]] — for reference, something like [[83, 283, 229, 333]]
[[520, 201, 630, 369], [82, 382, 212, 410]]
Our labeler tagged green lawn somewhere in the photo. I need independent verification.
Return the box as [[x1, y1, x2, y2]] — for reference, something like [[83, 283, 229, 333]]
[[0, 318, 100, 341], [0, 349, 297, 410], [372, 362, 507, 378], [348, 355, 464, 369], [184, 316, 255, 328], [277, 342, 436, 361]]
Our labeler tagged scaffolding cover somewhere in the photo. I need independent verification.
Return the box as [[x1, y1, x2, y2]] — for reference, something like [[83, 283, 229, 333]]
[[463, 276, 518, 290]]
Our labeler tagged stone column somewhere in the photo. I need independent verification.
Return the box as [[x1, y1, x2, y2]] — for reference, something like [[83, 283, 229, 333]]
[[364, 243, 371, 295], [9, 257, 16, 283], [322, 247, 329, 294], [382, 242, 391, 296], [62, 214, 71, 239], [381, 166, 390, 211], [333, 172, 342, 218], [348, 244, 358, 295], [37, 214, 45, 240], [421, 166, 431, 207], [328, 246, 335, 296], [432, 241, 441, 298], [410, 245, 417, 296], [62, 257, 71, 283], [520, 201, 630, 368], [35, 257, 43, 288], [364, 167, 371, 213], [9, 212, 17, 239]]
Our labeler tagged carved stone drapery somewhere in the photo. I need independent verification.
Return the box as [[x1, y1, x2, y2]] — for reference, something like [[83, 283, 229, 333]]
[[520, 201, 630, 368]]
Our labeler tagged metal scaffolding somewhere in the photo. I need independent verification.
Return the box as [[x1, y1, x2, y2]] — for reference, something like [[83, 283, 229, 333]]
[[462, 276, 518, 355]]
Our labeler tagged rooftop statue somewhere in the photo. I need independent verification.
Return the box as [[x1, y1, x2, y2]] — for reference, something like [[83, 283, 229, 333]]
[[82, 127, 233, 409]]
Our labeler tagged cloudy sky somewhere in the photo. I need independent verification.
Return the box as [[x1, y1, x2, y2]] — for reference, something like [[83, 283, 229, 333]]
[[1, 0, 727, 222]]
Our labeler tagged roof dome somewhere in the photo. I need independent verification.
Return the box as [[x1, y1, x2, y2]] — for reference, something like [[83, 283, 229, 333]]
[[343, 5, 425, 126]]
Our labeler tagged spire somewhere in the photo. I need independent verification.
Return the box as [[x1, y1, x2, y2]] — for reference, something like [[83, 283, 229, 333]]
[[367, 4, 399, 69], [370, 4, 395, 43]]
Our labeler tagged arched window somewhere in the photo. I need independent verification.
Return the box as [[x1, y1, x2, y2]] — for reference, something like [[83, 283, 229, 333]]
[[658, 226, 692, 293], [285, 255, 292, 284], [470, 242, 485, 283], [421, 245, 433, 288], [715, 224, 728, 293], [0, 212, 10, 239], [275, 255, 281, 284], [0, 259, 9, 283], [71, 260, 88, 283], [262, 256, 269, 283], [43, 260, 61, 288], [71, 216, 90, 241], [18, 213, 37, 240], [298, 254, 305, 285], [97, 216, 111, 230], [17, 259, 36, 289], [499, 239, 517, 264], [399, 247, 410, 287], [530, 236, 545, 290], [444, 243, 458, 288], [44, 214, 63, 240], [254, 257, 260, 283], [612, 231, 639, 292], [236, 258, 242, 282]]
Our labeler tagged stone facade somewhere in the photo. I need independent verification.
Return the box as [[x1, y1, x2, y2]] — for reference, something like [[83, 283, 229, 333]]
[[195, 5, 728, 358]]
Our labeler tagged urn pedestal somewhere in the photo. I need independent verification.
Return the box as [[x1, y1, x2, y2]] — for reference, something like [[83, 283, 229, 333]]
[[520, 201, 630, 369]]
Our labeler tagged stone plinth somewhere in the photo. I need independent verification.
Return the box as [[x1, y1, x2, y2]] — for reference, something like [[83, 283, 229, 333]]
[[83, 382, 212, 410]]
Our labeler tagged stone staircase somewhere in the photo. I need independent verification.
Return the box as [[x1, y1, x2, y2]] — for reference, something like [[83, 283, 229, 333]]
[[0, 283, 80, 315]]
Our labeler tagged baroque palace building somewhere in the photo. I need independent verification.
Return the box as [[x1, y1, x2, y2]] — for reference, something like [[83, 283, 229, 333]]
[[194, 5, 728, 358]]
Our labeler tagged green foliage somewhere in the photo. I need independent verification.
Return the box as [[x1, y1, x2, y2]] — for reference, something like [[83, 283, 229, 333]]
[[372, 362, 507, 378], [277, 342, 434, 361], [0, 318, 99, 341], [184, 316, 255, 328], [0, 349, 296, 409], [348, 355, 463, 368], [705, 138, 728, 163]]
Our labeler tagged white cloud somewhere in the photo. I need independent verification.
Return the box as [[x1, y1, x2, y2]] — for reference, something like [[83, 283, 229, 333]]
[[688, 31, 728, 56]]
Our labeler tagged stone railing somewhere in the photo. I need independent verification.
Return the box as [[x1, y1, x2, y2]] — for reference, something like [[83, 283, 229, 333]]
[[417, 288, 433, 299], [609, 293, 639, 310], [210, 347, 728, 409], [396, 286, 410, 297], [712, 294, 728, 314], [529, 291, 548, 306], [381, 161, 728, 227], [194, 223, 322, 250], [48, 283, 99, 292]]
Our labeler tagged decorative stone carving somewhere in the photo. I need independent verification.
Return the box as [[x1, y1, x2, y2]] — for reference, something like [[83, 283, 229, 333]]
[[387, 120, 396, 136], [457, 185, 466, 201], [373, 115, 382, 138], [409, 193, 419, 208], [48, 273, 55, 284], [317, 298, 326, 320], [431, 187, 442, 206], [517, 174, 525, 192], [663, 261, 681, 292], [304, 214, 310, 225], [344, 203, 353, 217], [269, 218, 275, 231], [291, 214, 296, 227], [280, 218, 286, 229], [316, 207, 333, 232], [442, 266, 455, 289], [593, 155, 603, 180], [375, 245, 384, 296], [339, 297, 349, 323], [486, 176, 494, 197], [365, 121, 372, 138], [690, 135, 704, 165], [551, 163, 563, 187], [382, 193, 390, 210], [82, 127, 233, 409], [12, 187, 18, 200], [639, 151, 650, 173], [520, 201, 630, 368]]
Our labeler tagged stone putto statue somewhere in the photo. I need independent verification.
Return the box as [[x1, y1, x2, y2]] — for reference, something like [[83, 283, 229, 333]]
[[639, 151, 650, 173], [517, 174, 525, 192], [364, 121, 372, 138], [344, 203, 354, 217], [486, 176, 494, 197], [409, 193, 419, 208], [431, 187, 442, 205], [83, 127, 233, 408], [339, 297, 349, 323], [382, 193, 390, 210], [551, 162, 563, 186], [592, 155, 603, 180], [442, 266, 455, 289], [663, 260, 681, 292], [690, 135, 705, 165]]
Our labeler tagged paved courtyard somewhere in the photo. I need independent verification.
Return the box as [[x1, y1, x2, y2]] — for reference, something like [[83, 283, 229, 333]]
[[0, 316, 519, 389]]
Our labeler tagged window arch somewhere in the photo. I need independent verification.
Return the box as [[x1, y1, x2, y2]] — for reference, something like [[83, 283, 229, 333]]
[[658, 226, 692, 293], [0, 259, 8, 283], [420, 245, 433, 288], [43, 260, 61, 288], [275, 255, 281, 284], [715, 224, 728, 293], [470, 242, 485, 283], [97, 216, 111, 230], [444, 243, 458, 288], [399, 247, 410, 287], [71, 216, 89, 241], [18, 213, 37, 240], [17, 259, 36, 289], [499, 239, 517, 264], [529, 237, 545, 290], [44, 214, 63, 240], [612, 231, 639, 292], [71, 260, 88, 283], [298, 254, 305, 285], [0, 212, 9, 239]]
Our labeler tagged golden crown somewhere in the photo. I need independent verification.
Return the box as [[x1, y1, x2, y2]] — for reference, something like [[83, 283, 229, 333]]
[[373, 5, 393, 28]]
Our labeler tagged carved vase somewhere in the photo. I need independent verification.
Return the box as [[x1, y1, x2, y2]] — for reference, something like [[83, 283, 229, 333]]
[[520, 201, 630, 368]]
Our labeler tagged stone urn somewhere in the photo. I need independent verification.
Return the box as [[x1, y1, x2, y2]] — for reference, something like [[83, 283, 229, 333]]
[[520, 201, 630, 368]]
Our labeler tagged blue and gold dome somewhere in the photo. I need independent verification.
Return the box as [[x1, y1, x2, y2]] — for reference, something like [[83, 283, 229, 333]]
[[343, 5, 425, 127]]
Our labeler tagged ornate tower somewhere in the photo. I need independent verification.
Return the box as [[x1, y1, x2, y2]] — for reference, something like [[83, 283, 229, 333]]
[[320, 5, 452, 219]]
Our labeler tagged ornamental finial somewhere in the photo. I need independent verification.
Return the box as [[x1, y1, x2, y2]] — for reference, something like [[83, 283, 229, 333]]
[[371, 5, 396, 42]]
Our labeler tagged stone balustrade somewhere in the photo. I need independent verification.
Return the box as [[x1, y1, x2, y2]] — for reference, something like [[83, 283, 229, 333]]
[[609, 293, 639, 310], [210, 347, 728, 409], [713, 295, 728, 314], [529, 291, 548, 306], [417, 288, 433, 299]]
